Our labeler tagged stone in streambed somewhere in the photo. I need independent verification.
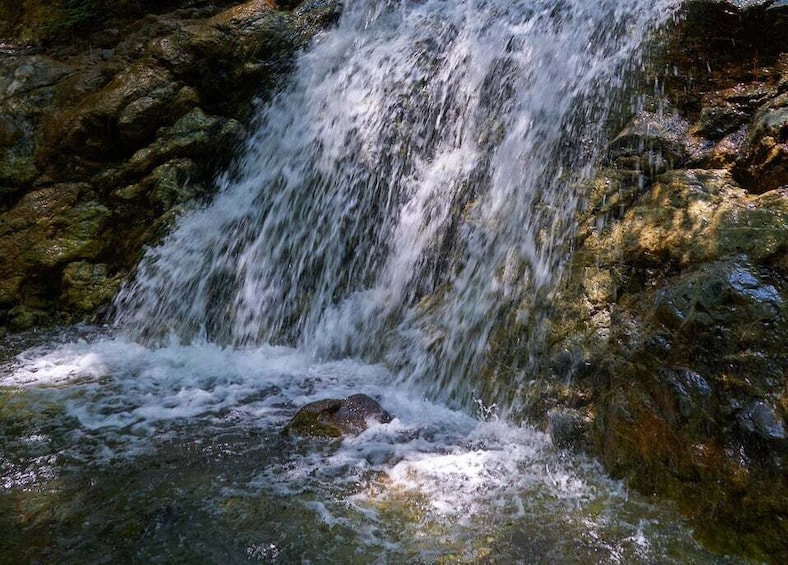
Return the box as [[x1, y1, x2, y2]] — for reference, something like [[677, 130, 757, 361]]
[[283, 394, 393, 438]]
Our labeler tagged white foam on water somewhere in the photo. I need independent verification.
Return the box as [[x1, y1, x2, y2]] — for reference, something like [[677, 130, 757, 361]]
[[1, 335, 731, 562], [1, 336, 564, 492]]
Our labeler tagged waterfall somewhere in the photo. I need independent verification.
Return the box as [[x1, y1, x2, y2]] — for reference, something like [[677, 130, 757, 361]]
[[5, 4, 748, 560], [115, 0, 680, 409]]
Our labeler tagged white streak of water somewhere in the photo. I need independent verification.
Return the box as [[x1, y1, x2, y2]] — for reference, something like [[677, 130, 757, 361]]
[[114, 0, 681, 409]]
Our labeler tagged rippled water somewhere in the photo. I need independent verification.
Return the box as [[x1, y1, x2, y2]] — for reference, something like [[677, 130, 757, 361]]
[[1, 328, 747, 563]]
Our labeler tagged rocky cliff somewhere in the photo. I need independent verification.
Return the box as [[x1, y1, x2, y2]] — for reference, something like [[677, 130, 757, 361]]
[[0, 0, 339, 332], [535, 1, 787, 561]]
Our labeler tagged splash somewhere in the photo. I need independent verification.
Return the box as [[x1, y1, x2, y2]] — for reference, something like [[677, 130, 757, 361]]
[[115, 0, 681, 407]]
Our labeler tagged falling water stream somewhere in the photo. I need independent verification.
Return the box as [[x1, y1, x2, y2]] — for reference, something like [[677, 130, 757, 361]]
[[113, 0, 678, 407], [0, 0, 754, 562]]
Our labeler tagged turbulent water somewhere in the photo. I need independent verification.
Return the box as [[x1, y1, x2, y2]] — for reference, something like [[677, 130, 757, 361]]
[[1, 0, 749, 563], [115, 0, 681, 407], [0, 328, 741, 563]]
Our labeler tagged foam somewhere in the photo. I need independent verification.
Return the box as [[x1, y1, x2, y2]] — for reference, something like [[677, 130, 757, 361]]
[[1, 334, 716, 562]]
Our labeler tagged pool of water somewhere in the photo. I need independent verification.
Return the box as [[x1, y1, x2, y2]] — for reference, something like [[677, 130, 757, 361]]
[[0, 328, 747, 563]]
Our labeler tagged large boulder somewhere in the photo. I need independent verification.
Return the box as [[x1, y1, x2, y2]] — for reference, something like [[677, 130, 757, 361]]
[[528, 4, 788, 560]]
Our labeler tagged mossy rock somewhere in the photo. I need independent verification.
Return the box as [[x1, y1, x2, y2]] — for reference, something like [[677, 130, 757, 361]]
[[125, 108, 243, 175], [60, 261, 122, 315], [283, 394, 393, 438]]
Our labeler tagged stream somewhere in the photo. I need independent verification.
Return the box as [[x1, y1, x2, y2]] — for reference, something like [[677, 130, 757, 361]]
[[0, 0, 755, 562]]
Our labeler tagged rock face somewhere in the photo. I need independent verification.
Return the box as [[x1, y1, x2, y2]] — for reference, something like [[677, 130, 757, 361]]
[[531, 2, 788, 562], [283, 394, 393, 438], [0, 0, 340, 331]]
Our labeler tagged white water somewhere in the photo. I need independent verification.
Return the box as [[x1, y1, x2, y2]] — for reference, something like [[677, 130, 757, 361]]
[[3, 1, 736, 562], [114, 0, 681, 408], [1, 332, 730, 562]]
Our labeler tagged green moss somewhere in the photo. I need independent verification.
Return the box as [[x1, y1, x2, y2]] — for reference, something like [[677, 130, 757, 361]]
[[2, 0, 106, 44], [284, 408, 342, 438], [0, 153, 39, 187]]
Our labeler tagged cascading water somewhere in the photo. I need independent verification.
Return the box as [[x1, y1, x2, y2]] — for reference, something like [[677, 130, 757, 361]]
[[3, 1, 746, 563], [114, 0, 679, 409]]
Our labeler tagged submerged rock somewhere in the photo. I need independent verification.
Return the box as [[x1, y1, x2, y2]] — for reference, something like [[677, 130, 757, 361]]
[[283, 394, 393, 438]]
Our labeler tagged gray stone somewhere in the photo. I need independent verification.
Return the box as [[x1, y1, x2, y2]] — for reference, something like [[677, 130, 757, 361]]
[[739, 401, 787, 442]]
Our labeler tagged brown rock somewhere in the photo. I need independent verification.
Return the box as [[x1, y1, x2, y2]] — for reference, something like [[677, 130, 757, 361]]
[[738, 92, 788, 193], [283, 394, 393, 438]]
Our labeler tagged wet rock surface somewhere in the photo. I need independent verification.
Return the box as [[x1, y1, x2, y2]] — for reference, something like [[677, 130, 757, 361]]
[[283, 394, 393, 438], [534, 2, 788, 561], [0, 0, 339, 330], [0, 0, 785, 562]]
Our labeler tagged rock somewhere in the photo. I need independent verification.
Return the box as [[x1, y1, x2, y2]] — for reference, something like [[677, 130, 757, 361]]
[[543, 179, 788, 560], [283, 394, 393, 438], [0, 55, 75, 197], [540, 53, 788, 558], [0, 1, 338, 327], [125, 107, 243, 175], [7, 305, 50, 331], [547, 407, 590, 451], [654, 258, 783, 331], [0, 151, 38, 192], [661, 0, 788, 116], [692, 83, 776, 140], [41, 62, 182, 162], [0, 55, 74, 100], [607, 110, 690, 176], [737, 91, 788, 192], [576, 168, 646, 235], [149, 0, 341, 117], [0, 182, 111, 317], [687, 125, 749, 170], [60, 261, 122, 315], [512, 4, 788, 561], [738, 401, 787, 443], [585, 169, 788, 270], [144, 158, 204, 210]]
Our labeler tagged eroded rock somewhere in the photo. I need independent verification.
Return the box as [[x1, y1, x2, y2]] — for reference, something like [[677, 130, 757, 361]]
[[0, 0, 340, 328], [283, 394, 393, 438]]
